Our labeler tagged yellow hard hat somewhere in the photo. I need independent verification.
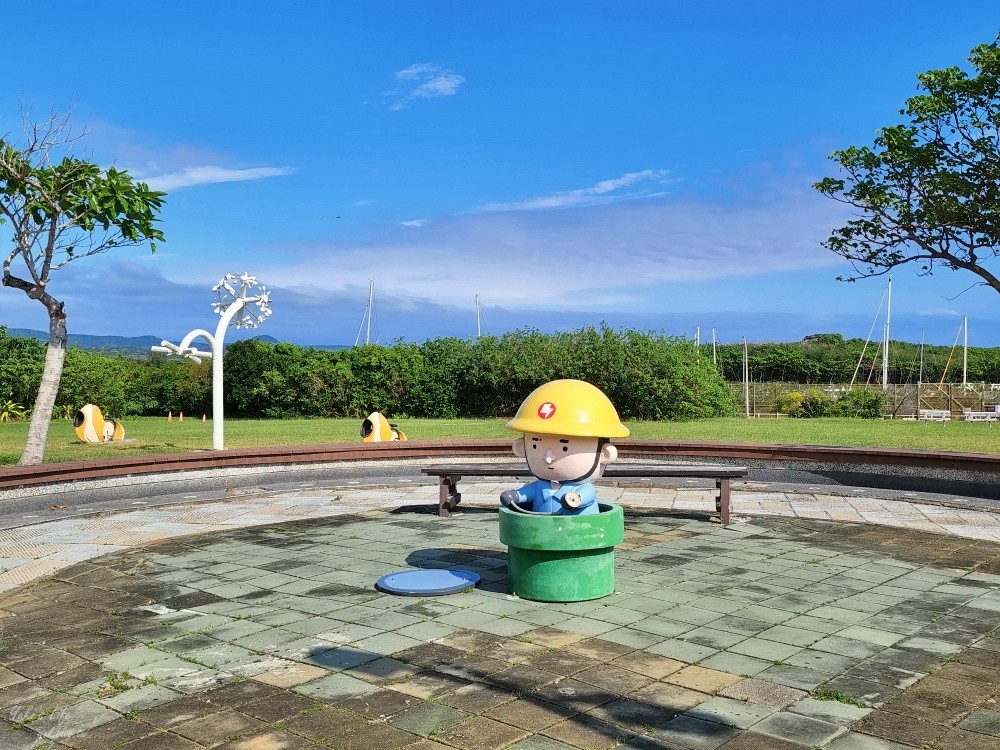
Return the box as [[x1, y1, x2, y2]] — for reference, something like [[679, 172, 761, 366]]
[[506, 379, 629, 438]]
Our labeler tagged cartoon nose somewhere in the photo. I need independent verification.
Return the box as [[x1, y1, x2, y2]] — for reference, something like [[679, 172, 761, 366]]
[[544, 449, 555, 465]]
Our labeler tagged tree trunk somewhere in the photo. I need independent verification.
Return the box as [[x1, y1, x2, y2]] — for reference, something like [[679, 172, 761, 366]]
[[18, 310, 68, 466]]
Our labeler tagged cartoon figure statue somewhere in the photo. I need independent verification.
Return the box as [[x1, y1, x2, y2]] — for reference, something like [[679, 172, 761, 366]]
[[360, 411, 408, 442], [500, 379, 629, 515], [74, 404, 125, 443]]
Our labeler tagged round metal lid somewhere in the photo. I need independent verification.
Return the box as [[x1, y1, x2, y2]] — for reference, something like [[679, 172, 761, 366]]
[[375, 569, 481, 596]]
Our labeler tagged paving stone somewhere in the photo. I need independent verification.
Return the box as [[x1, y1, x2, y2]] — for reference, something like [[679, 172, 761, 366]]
[[541, 713, 634, 749], [336, 687, 423, 719], [655, 713, 741, 749], [388, 701, 470, 736], [531, 677, 620, 713], [851, 708, 949, 746], [482, 697, 577, 731], [686, 695, 777, 729], [715, 731, 812, 749], [611, 651, 685, 679], [931, 725, 1000, 749], [170, 708, 268, 745], [293, 670, 378, 701], [880, 673, 984, 725], [823, 730, 915, 749], [665, 666, 743, 694], [506, 736, 578, 750], [486, 664, 561, 693], [212, 728, 317, 749], [278, 705, 367, 741], [112, 729, 205, 749], [958, 706, 1000, 736], [434, 715, 530, 750], [237, 690, 322, 723], [134, 693, 216, 728], [786, 695, 871, 725], [749, 710, 847, 746], [436, 682, 518, 713], [718, 679, 806, 709], [60, 716, 159, 749]]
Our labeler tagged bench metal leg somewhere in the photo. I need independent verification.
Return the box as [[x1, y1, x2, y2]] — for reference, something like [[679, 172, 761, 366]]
[[438, 474, 462, 517], [716, 478, 731, 527]]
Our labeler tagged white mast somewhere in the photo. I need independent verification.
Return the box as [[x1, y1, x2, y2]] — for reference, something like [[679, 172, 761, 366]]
[[918, 329, 925, 385], [366, 280, 374, 345], [695, 326, 700, 348], [476, 295, 481, 340], [882, 275, 891, 389], [354, 280, 376, 346], [963, 315, 968, 385], [743, 337, 750, 418], [711, 328, 717, 366]]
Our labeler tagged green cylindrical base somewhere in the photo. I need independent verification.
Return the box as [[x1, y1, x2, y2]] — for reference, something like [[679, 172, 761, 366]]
[[498, 503, 624, 602]]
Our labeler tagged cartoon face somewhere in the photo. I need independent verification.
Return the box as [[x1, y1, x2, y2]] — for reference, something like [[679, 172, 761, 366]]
[[513, 432, 617, 483]]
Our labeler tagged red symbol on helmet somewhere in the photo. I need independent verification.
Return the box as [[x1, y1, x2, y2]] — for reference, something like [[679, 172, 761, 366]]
[[537, 402, 556, 419]]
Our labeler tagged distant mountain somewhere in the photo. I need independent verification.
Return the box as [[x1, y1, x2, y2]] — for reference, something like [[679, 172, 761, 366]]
[[3, 328, 345, 356]]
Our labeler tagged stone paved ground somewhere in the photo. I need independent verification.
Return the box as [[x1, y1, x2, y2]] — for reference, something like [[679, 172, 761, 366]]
[[2, 481, 1000, 748]]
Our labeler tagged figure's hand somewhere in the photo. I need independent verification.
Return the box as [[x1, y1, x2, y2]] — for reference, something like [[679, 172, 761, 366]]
[[500, 490, 520, 507], [561, 491, 582, 510]]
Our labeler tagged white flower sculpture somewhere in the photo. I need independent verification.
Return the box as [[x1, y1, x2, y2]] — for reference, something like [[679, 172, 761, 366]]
[[212, 272, 273, 329]]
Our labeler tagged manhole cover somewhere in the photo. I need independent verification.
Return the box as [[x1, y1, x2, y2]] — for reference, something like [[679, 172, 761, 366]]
[[375, 569, 481, 596]]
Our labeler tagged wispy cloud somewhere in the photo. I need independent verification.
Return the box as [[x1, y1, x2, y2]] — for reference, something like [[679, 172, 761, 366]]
[[387, 63, 464, 111], [143, 165, 294, 191], [250, 183, 848, 311], [474, 170, 674, 212]]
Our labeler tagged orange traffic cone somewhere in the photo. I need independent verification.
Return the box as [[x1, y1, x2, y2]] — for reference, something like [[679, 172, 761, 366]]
[[202, 414, 206, 422], [167, 411, 173, 422], [179, 412, 184, 422]]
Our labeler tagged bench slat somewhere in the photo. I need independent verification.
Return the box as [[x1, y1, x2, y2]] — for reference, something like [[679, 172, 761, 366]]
[[421, 463, 748, 524]]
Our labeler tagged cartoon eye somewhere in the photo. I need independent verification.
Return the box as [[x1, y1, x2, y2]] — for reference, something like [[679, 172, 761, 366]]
[[562, 446, 568, 451]]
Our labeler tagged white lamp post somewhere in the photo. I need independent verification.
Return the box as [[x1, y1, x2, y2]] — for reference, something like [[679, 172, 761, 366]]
[[152, 272, 272, 450]]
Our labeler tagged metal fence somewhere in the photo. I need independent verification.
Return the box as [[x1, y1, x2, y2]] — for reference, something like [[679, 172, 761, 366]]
[[727, 382, 1000, 418]]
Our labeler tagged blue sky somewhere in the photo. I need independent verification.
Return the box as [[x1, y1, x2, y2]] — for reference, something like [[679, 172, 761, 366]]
[[2, 2, 1000, 347]]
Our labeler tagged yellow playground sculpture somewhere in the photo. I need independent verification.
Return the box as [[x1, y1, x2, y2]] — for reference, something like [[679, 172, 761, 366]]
[[360, 411, 407, 442], [74, 404, 125, 443]]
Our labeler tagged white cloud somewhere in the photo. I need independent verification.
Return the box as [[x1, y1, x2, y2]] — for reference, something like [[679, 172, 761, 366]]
[[252, 184, 848, 311], [143, 165, 294, 191], [401, 219, 428, 228], [387, 63, 464, 110], [474, 170, 674, 212]]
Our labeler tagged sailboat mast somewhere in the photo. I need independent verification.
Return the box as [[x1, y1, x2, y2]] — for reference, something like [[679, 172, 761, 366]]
[[882, 275, 891, 389], [918, 330, 925, 386], [963, 315, 968, 385], [742, 337, 750, 419], [366, 280, 374, 345], [476, 295, 481, 340]]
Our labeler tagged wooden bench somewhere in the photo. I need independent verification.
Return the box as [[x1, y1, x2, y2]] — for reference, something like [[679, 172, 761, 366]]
[[963, 410, 998, 423], [918, 409, 952, 421], [421, 463, 748, 525]]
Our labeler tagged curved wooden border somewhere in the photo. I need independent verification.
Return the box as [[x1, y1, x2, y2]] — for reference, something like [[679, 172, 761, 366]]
[[2, 439, 999, 491]]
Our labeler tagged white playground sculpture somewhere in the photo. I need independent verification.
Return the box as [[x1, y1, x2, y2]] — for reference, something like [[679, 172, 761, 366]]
[[152, 272, 272, 450]]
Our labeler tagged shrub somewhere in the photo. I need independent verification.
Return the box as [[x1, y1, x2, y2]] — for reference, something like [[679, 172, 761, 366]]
[[774, 388, 837, 417], [835, 387, 887, 419]]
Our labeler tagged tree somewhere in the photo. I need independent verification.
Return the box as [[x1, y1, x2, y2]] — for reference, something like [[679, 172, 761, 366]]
[[815, 35, 1000, 292], [0, 113, 165, 464]]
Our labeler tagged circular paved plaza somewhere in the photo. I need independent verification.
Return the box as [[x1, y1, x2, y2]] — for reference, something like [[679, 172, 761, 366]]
[[2, 476, 1000, 749]]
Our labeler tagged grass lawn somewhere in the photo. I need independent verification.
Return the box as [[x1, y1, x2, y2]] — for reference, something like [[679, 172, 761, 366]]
[[3, 415, 1000, 466]]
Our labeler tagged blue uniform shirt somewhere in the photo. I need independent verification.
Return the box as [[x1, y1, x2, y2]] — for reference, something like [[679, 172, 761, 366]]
[[511, 480, 598, 515]]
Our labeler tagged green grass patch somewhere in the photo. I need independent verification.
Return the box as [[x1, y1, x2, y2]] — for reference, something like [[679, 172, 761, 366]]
[[2, 415, 1000, 466]]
